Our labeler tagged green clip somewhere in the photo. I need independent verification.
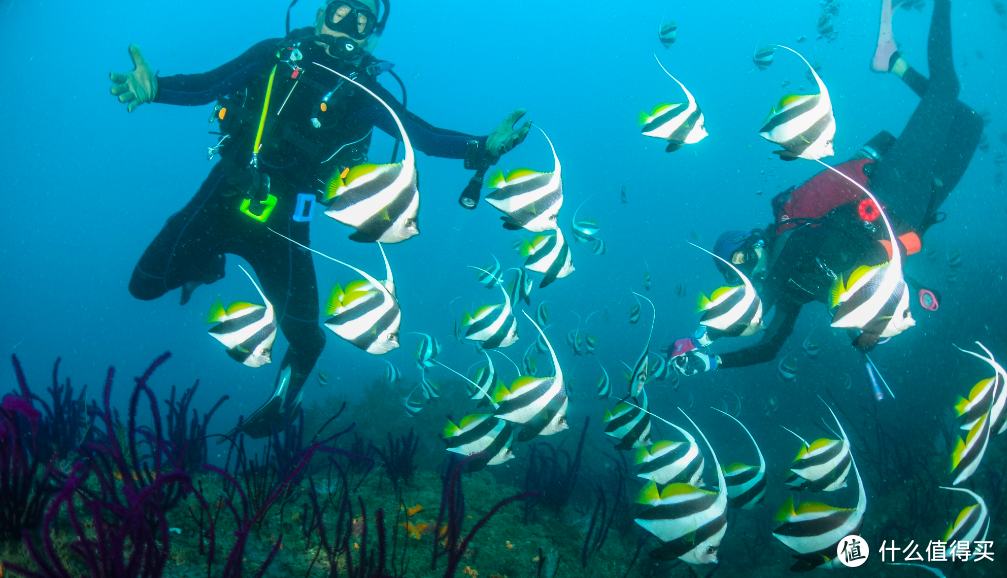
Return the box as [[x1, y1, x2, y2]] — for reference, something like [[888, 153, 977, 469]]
[[239, 194, 278, 222]]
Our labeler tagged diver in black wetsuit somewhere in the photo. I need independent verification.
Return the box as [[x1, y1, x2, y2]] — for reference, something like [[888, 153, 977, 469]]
[[671, 0, 981, 376], [109, 0, 532, 437]]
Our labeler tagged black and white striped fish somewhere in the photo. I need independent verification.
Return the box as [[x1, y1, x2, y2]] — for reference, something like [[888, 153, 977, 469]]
[[469, 352, 499, 406], [603, 390, 652, 450], [536, 301, 550, 326], [442, 414, 516, 472], [383, 359, 402, 383], [520, 228, 575, 288], [629, 295, 641, 324], [692, 242, 763, 337], [634, 419, 704, 487], [321, 243, 401, 354], [567, 328, 585, 356], [570, 196, 600, 243], [316, 64, 419, 243], [712, 408, 766, 510], [634, 408, 728, 565], [418, 367, 440, 400], [522, 341, 539, 377], [476, 255, 502, 288], [206, 265, 277, 368], [485, 128, 563, 233], [778, 354, 798, 382], [650, 353, 667, 381], [412, 332, 442, 370], [505, 267, 534, 306], [640, 56, 708, 153], [773, 404, 865, 571], [596, 358, 611, 399], [826, 173, 914, 348], [462, 266, 519, 349], [628, 292, 656, 397], [941, 486, 990, 561], [403, 389, 424, 416], [949, 343, 1006, 484], [758, 46, 835, 161], [753, 45, 775, 70], [802, 332, 820, 359], [781, 423, 851, 492], [585, 334, 597, 354], [658, 20, 677, 48], [493, 312, 567, 434], [591, 238, 607, 255]]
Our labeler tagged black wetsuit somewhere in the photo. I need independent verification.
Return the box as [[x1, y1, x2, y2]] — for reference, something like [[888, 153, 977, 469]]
[[129, 29, 485, 433], [717, 0, 981, 369]]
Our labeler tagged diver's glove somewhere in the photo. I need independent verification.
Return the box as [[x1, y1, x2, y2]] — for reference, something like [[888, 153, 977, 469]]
[[673, 350, 720, 376], [486, 108, 532, 160], [109, 45, 158, 113], [670, 327, 717, 376]]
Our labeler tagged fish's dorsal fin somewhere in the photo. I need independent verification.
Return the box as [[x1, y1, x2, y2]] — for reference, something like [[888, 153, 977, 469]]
[[377, 242, 395, 296], [534, 125, 561, 180], [236, 265, 272, 313], [779, 425, 810, 448], [268, 229, 394, 304], [653, 54, 697, 108], [817, 395, 849, 445], [771, 45, 829, 105], [678, 408, 726, 499], [312, 62, 414, 167], [468, 265, 510, 311], [521, 311, 562, 388], [572, 194, 595, 227], [433, 359, 499, 409], [688, 241, 756, 298]]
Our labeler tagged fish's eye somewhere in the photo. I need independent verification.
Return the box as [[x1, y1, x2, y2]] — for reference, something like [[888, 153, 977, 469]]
[[707, 546, 717, 554]]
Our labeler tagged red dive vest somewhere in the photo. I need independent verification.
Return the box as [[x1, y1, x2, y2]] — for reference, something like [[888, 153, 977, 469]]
[[772, 158, 873, 235]]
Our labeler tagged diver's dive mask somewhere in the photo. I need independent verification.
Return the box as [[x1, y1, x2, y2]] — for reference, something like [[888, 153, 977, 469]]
[[324, 1, 377, 40], [725, 239, 768, 285]]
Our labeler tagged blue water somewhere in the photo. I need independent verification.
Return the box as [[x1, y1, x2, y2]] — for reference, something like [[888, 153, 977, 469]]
[[2, 2, 1006, 565]]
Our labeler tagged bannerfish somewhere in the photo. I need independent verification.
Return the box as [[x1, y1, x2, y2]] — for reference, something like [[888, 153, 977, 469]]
[[419, 367, 440, 400], [753, 45, 775, 70], [536, 301, 550, 326], [826, 175, 914, 348], [603, 390, 653, 450], [494, 312, 568, 436], [758, 45, 836, 161], [635, 408, 728, 565], [802, 332, 820, 359], [628, 292, 657, 397], [773, 402, 866, 571], [206, 265, 277, 368], [778, 355, 797, 382], [692, 242, 763, 337], [318, 64, 419, 243], [596, 357, 611, 399], [317, 369, 329, 387], [713, 408, 766, 509], [941, 486, 991, 561], [321, 243, 401, 354], [462, 267, 519, 350], [591, 238, 607, 255], [383, 359, 402, 383], [659, 20, 677, 48], [621, 186, 628, 204], [485, 127, 563, 232], [476, 254, 502, 288], [634, 416, 703, 487], [443, 414, 516, 472], [520, 228, 575, 288], [950, 343, 1006, 485], [571, 195, 600, 243], [505, 267, 533, 306], [412, 332, 442, 370], [640, 56, 708, 153]]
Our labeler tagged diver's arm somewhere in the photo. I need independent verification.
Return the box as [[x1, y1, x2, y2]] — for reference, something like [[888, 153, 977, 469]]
[[717, 300, 801, 369], [153, 39, 280, 106], [350, 81, 486, 159]]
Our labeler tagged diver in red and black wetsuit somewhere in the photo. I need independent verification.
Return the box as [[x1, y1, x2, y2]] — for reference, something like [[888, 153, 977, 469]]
[[672, 0, 981, 376], [109, 0, 532, 437]]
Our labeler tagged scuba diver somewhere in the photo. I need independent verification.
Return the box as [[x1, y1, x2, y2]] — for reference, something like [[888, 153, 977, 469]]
[[110, 0, 532, 438], [671, 0, 981, 377]]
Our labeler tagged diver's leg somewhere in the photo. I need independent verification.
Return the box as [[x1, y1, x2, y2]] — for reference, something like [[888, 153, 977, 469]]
[[871, 0, 899, 72], [923, 100, 983, 225], [232, 217, 325, 439], [129, 164, 229, 302], [869, 0, 961, 231]]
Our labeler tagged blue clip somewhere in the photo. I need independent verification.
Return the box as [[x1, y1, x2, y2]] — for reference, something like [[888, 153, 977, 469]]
[[292, 193, 315, 223]]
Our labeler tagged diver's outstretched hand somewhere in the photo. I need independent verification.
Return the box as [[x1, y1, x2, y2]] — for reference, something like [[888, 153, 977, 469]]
[[109, 45, 158, 113], [487, 108, 532, 159]]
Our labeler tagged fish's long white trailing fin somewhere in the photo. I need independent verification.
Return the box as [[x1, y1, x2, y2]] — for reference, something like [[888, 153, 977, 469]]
[[779, 425, 810, 448]]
